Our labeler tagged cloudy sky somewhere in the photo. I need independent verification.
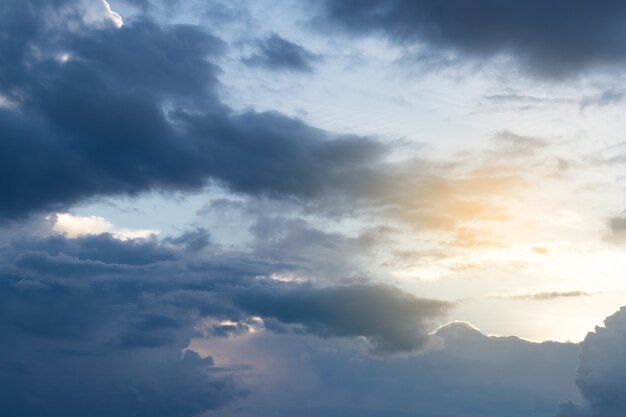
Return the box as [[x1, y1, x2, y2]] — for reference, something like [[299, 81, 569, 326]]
[[3, 1, 626, 416]]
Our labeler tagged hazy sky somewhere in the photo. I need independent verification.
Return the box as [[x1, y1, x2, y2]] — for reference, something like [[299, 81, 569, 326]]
[[3, 1, 626, 416]]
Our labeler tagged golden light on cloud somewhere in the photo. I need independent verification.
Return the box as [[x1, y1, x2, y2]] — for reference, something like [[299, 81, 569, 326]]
[[377, 135, 626, 342]]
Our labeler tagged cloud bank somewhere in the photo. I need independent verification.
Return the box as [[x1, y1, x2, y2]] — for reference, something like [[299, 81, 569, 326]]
[[0, 0, 386, 220], [317, 0, 626, 78], [0, 227, 450, 415]]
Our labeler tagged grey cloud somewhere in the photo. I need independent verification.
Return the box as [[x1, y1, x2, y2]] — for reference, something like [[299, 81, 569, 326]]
[[232, 283, 451, 353], [210, 321, 580, 417], [481, 93, 574, 112], [165, 228, 212, 253], [558, 307, 626, 417], [0, 0, 536, 242], [244, 33, 319, 73], [0, 231, 260, 416], [511, 291, 590, 301], [0, 270, 244, 415], [580, 89, 626, 110], [492, 130, 549, 158], [0, 1, 387, 220], [0, 229, 450, 414], [248, 216, 387, 281], [609, 215, 626, 232], [605, 212, 626, 242], [558, 158, 571, 172], [316, 0, 626, 78], [9, 232, 176, 265]]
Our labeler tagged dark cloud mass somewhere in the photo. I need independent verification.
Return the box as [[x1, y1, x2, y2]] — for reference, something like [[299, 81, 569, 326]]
[[318, 0, 626, 77], [0, 0, 532, 242], [244, 33, 319, 72], [0, 0, 384, 220], [0, 230, 449, 415], [233, 283, 450, 353], [0, 237, 243, 416]]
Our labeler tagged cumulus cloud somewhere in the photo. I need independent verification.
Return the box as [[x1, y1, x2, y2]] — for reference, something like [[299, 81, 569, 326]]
[[0, 0, 387, 220], [558, 307, 626, 417], [0, 236, 244, 416], [316, 0, 626, 78], [204, 321, 580, 417], [0, 0, 543, 262], [0, 226, 451, 414], [0, 0, 532, 244]]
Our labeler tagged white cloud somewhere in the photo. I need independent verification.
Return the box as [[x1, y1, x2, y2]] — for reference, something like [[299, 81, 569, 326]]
[[79, 0, 123, 29], [50, 212, 157, 240], [102, 0, 123, 28], [0, 94, 17, 109]]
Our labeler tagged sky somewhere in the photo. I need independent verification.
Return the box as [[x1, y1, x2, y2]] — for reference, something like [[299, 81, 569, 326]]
[[3, 1, 626, 416]]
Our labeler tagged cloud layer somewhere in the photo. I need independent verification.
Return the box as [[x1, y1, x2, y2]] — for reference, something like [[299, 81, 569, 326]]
[[318, 0, 626, 77], [0, 227, 450, 415], [0, 0, 386, 219], [3, 1, 626, 416]]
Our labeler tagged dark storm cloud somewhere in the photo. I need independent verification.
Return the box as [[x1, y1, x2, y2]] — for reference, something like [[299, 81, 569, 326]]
[[0, 0, 385, 220], [233, 283, 451, 353], [176, 110, 386, 200], [2, 231, 449, 353], [0, 0, 530, 240], [0, 241, 245, 416], [317, 0, 626, 78], [243, 33, 319, 73], [0, 230, 449, 415]]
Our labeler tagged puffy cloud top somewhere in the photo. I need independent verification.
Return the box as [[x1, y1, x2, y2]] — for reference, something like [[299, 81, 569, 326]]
[[558, 307, 626, 417]]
